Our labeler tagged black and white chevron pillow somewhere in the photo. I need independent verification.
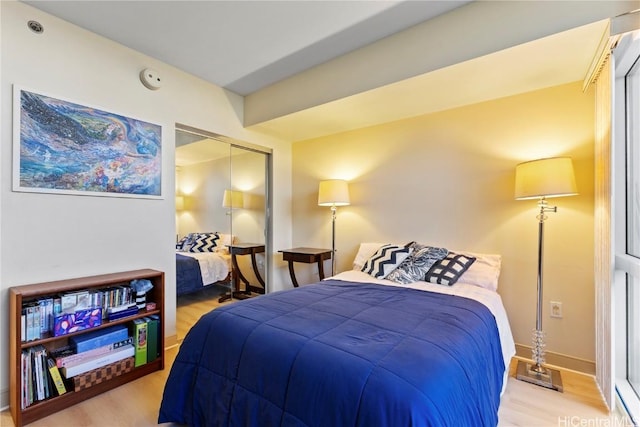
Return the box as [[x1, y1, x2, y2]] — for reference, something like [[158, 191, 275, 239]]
[[361, 244, 411, 279], [425, 253, 476, 286], [189, 232, 220, 252]]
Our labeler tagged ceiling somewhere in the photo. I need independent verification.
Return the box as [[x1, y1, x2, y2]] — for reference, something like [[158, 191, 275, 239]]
[[23, 1, 609, 142], [24, 0, 471, 95]]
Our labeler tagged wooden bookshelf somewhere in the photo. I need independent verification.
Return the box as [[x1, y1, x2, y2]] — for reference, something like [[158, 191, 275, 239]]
[[9, 269, 165, 427]]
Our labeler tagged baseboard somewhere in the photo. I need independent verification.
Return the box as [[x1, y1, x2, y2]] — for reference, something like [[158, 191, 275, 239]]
[[165, 334, 178, 348], [1, 388, 8, 412], [515, 343, 596, 375]]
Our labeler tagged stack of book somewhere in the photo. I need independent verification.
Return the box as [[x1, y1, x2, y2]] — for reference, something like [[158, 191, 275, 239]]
[[131, 315, 161, 367], [20, 345, 67, 409], [56, 325, 133, 379], [99, 286, 135, 319]]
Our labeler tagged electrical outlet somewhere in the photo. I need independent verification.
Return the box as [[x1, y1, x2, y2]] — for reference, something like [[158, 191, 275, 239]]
[[550, 301, 563, 318]]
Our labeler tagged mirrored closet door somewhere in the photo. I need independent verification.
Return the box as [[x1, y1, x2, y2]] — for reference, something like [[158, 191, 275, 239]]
[[175, 125, 271, 341]]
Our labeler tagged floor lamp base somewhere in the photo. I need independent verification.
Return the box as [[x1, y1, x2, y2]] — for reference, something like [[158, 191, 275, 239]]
[[516, 360, 563, 392]]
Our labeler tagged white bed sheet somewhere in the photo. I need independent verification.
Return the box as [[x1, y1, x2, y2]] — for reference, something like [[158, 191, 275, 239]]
[[178, 251, 231, 286], [331, 270, 516, 394]]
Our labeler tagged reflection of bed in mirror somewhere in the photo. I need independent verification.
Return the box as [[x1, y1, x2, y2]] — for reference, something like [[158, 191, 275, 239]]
[[175, 232, 232, 297]]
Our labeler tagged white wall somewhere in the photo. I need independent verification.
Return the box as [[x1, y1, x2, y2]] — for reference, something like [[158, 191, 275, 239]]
[[292, 82, 596, 367], [177, 157, 232, 238], [0, 1, 293, 404]]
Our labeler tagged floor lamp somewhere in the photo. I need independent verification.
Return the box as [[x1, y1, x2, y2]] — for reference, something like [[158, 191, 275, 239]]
[[318, 179, 350, 276], [514, 157, 577, 392]]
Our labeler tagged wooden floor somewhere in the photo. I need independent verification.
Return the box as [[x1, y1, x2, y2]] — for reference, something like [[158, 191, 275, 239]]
[[174, 284, 233, 341], [1, 291, 629, 427]]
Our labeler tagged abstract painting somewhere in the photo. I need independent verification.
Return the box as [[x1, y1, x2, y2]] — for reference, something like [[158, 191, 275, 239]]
[[13, 86, 162, 198]]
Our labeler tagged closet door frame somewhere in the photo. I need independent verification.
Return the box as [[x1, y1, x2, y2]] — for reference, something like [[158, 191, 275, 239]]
[[175, 123, 273, 294]]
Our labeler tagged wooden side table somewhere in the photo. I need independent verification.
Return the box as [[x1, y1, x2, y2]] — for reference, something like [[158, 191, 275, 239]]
[[219, 243, 265, 302], [279, 247, 332, 287]]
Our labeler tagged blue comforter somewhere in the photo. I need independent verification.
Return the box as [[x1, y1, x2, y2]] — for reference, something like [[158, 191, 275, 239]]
[[176, 253, 204, 296], [159, 280, 505, 426]]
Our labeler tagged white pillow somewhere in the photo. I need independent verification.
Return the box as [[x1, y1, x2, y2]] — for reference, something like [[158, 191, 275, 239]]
[[213, 233, 235, 251], [353, 243, 386, 271], [453, 250, 502, 291]]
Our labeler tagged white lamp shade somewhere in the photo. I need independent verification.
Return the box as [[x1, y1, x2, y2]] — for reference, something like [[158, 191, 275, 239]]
[[175, 196, 185, 211], [318, 180, 350, 206], [222, 190, 244, 208], [515, 157, 578, 200]]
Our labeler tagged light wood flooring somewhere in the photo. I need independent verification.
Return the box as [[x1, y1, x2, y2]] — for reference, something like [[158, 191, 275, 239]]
[[2, 291, 630, 427], [174, 284, 233, 341]]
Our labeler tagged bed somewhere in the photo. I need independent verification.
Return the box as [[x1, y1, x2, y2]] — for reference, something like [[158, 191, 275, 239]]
[[160, 243, 516, 426], [176, 232, 232, 297], [176, 251, 231, 296]]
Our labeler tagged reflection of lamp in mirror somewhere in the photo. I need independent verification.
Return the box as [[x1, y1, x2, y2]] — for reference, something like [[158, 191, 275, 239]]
[[223, 190, 244, 214], [514, 157, 577, 392], [318, 179, 350, 276]]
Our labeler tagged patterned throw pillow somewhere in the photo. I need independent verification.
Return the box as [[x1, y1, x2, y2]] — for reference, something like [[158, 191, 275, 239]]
[[386, 243, 449, 284], [425, 253, 476, 286], [189, 232, 220, 253], [361, 244, 411, 279], [176, 233, 198, 251]]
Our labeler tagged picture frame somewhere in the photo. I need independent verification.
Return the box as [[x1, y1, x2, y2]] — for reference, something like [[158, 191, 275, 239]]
[[13, 85, 162, 198]]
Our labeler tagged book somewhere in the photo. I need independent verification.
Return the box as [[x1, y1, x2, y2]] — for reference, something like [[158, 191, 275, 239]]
[[33, 349, 43, 401], [60, 344, 135, 378], [70, 324, 128, 353], [41, 351, 50, 399], [56, 337, 133, 368], [107, 303, 137, 314], [21, 351, 29, 409], [21, 314, 26, 342], [25, 304, 40, 341], [144, 316, 159, 363], [107, 306, 139, 321], [132, 319, 147, 367], [47, 358, 67, 396], [53, 297, 62, 318], [25, 345, 50, 402], [38, 298, 54, 334]]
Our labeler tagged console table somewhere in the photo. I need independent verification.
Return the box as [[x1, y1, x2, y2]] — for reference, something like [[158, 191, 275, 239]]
[[219, 243, 265, 302], [279, 247, 332, 287]]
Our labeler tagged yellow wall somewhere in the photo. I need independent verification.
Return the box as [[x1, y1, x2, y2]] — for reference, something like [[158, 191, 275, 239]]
[[292, 82, 596, 363]]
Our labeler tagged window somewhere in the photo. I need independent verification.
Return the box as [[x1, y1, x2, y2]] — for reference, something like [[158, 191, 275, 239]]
[[613, 30, 640, 424]]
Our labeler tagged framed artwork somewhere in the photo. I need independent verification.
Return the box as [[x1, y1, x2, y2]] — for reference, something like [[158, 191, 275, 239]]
[[13, 85, 162, 198]]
